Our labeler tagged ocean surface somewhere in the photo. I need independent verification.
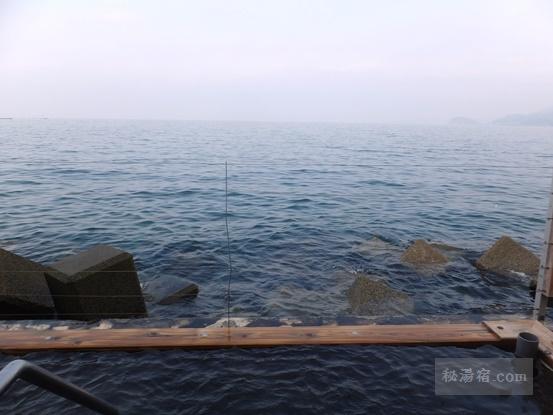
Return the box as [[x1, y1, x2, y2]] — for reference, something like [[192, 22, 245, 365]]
[[1, 345, 552, 415], [1, 119, 553, 413]]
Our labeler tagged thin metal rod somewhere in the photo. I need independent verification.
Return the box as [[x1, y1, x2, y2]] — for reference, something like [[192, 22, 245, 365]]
[[225, 161, 233, 336], [0, 359, 118, 414], [534, 172, 553, 320]]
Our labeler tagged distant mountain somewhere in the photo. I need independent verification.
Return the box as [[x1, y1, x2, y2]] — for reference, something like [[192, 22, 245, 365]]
[[448, 117, 480, 125], [493, 109, 553, 126]]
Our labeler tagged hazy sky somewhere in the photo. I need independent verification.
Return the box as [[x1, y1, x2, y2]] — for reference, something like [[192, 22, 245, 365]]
[[1, 0, 553, 123]]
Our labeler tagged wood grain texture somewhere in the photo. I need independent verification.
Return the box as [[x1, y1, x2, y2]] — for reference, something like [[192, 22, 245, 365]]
[[482, 320, 535, 340], [0, 323, 502, 353], [484, 319, 553, 366]]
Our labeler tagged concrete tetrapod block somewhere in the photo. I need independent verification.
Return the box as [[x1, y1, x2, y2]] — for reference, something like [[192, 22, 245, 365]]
[[347, 274, 413, 316], [45, 245, 147, 320], [476, 236, 539, 278], [401, 240, 448, 265], [143, 275, 199, 305], [0, 248, 55, 319]]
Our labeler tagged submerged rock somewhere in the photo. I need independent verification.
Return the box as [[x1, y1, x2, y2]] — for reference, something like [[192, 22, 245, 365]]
[[347, 274, 413, 315], [355, 237, 401, 256], [143, 275, 199, 305], [476, 236, 539, 278], [0, 248, 55, 319], [401, 240, 448, 265], [45, 245, 147, 320]]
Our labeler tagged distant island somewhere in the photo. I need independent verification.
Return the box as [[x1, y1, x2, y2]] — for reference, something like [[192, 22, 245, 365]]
[[493, 109, 553, 126], [450, 108, 553, 127]]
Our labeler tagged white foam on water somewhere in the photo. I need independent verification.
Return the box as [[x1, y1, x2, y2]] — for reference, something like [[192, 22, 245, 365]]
[[207, 317, 251, 328], [92, 320, 113, 330]]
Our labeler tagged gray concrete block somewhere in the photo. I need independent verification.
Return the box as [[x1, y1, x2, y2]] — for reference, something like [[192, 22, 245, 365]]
[[347, 274, 413, 316], [0, 248, 55, 319], [476, 236, 539, 278], [401, 240, 448, 265], [143, 275, 199, 305], [45, 245, 147, 320]]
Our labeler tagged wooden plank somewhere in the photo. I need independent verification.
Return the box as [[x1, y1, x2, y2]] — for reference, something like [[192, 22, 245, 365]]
[[0, 323, 501, 353], [543, 180, 553, 298], [534, 176, 553, 320], [484, 319, 553, 367], [482, 320, 535, 340]]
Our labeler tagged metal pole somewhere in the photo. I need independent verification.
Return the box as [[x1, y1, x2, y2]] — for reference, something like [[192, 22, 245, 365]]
[[0, 360, 118, 415], [533, 174, 553, 320]]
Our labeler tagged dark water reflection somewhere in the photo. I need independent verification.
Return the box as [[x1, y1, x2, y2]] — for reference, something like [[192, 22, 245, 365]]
[[1, 345, 552, 414]]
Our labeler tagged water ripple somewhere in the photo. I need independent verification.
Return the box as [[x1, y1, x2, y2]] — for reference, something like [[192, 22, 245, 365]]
[[1, 119, 552, 322]]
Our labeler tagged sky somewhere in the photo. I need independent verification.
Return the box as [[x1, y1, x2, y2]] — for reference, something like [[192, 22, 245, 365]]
[[1, 0, 553, 124]]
